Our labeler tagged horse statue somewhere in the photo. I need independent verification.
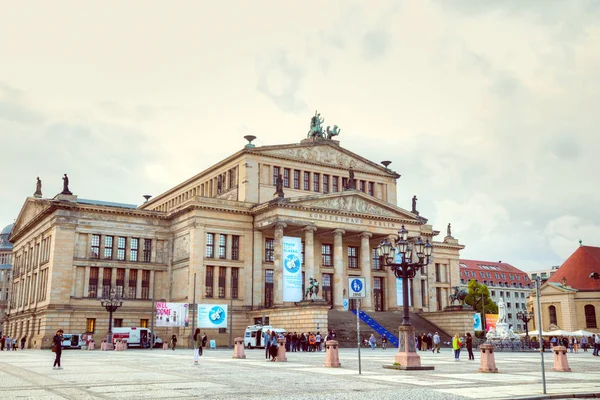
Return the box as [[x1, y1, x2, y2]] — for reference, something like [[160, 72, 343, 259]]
[[326, 125, 340, 139], [304, 277, 320, 300], [449, 285, 467, 305], [307, 111, 325, 139]]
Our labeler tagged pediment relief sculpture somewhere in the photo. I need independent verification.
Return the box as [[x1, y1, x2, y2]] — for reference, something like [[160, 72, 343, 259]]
[[301, 196, 396, 217]]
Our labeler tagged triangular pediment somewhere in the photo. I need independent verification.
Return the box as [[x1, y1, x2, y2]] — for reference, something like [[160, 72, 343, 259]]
[[10, 198, 51, 241], [249, 141, 398, 176], [540, 282, 577, 296]]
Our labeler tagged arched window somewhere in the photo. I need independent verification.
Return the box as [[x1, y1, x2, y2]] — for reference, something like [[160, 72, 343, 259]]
[[585, 305, 597, 328], [549, 305, 557, 325]]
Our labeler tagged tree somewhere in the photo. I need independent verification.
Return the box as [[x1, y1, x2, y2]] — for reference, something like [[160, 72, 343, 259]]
[[464, 280, 498, 315]]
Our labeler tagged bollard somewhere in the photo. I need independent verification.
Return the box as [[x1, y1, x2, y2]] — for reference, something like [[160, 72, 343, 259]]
[[162, 342, 168, 350], [101, 340, 109, 351], [88, 341, 95, 351], [122, 340, 127, 351], [115, 340, 122, 351], [552, 345, 572, 372], [276, 337, 287, 362], [232, 337, 246, 359], [324, 340, 341, 368], [478, 344, 498, 373]]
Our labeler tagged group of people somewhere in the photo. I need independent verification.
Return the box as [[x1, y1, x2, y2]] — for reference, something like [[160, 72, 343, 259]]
[[0, 335, 27, 351], [362, 333, 388, 349], [451, 332, 475, 361], [548, 334, 600, 355], [282, 331, 327, 352], [416, 332, 441, 353]]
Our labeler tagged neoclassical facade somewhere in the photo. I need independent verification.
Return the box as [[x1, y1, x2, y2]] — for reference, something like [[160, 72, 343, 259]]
[[0, 223, 13, 334], [6, 133, 464, 348]]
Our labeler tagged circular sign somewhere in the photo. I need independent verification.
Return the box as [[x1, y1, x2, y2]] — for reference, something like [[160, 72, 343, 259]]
[[350, 278, 363, 293], [208, 306, 226, 325], [284, 254, 301, 273]]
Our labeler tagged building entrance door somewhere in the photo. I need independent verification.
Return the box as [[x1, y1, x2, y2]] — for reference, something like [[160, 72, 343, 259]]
[[374, 277, 384, 311]]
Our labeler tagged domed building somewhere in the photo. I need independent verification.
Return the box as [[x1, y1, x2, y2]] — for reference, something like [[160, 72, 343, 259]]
[[0, 223, 14, 334]]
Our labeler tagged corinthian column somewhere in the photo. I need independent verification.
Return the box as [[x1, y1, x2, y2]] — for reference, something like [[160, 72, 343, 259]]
[[360, 232, 373, 310], [273, 222, 287, 306], [303, 225, 317, 298], [333, 229, 346, 309]]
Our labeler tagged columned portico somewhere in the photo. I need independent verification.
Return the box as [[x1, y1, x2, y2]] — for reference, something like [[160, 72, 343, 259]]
[[273, 222, 286, 306], [360, 232, 373, 310], [333, 229, 345, 309], [303, 225, 317, 298]]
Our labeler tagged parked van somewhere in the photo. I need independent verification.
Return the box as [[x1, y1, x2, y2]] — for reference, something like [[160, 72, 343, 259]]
[[111, 327, 163, 348], [61, 333, 85, 349], [243, 325, 286, 348]]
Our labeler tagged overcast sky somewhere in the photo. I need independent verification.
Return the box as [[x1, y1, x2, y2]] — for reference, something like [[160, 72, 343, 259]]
[[1, 0, 598, 271]]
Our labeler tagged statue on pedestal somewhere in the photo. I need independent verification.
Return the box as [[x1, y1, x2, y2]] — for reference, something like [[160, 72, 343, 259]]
[[344, 168, 356, 190], [61, 174, 72, 195], [304, 277, 320, 300], [447, 223, 452, 237], [34, 177, 42, 197], [274, 174, 284, 198]]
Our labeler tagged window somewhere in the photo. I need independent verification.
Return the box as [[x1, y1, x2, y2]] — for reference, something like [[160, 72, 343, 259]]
[[322, 244, 333, 266], [103, 268, 112, 297], [264, 269, 274, 307], [303, 172, 310, 190], [86, 318, 96, 333], [506, 292, 511, 298], [141, 270, 150, 299], [88, 267, 98, 297], [549, 305, 557, 325], [585, 305, 597, 328], [91, 235, 100, 259], [116, 268, 125, 297], [348, 246, 359, 268], [372, 248, 381, 270], [293, 170, 300, 189], [480, 272, 485, 278], [232, 268, 239, 299], [507, 302, 511, 308], [500, 291, 504, 297], [232, 235, 240, 260], [130, 238, 139, 262], [273, 166, 280, 185], [368, 182, 374, 196], [508, 313, 512, 319], [323, 175, 329, 194], [117, 237, 126, 261], [219, 234, 227, 259], [218, 267, 226, 298], [205, 266, 214, 298], [205, 233, 215, 258], [114, 318, 123, 328], [313, 173, 320, 192], [128, 269, 137, 298], [143, 239, 152, 262], [265, 238, 274, 262], [140, 319, 148, 328], [342, 177, 348, 190], [491, 290, 495, 296], [104, 236, 114, 259], [322, 273, 332, 305], [332, 176, 339, 192], [359, 180, 365, 192], [283, 168, 290, 188], [521, 293, 525, 298], [502, 274, 506, 279]]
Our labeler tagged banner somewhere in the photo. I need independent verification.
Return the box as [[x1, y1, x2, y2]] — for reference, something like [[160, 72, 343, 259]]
[[197, 304, 228, 328], [485, 314, 499, 331], [155, 302, 189, 327], [282, 236, 303, 302], [473, 313, 483, 331], [396, 278, 412, 306]]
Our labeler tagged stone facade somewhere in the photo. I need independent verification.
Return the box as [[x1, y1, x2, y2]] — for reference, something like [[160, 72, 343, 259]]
[[6, 136, 464, 348], [0, 223, 13, 334]]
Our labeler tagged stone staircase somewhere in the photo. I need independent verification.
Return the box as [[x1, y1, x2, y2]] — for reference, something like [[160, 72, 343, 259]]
[[328, 310, 452, 348]]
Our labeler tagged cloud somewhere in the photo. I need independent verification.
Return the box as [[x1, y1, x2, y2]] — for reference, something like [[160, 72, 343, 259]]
[[256, 50, 307, 113], [362, 30, 391, 60], [0, 84, 45, 124]]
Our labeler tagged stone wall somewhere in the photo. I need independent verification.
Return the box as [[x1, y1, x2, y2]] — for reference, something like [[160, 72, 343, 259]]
[[420, 310, 475, 338], [250, 303, 330, 334]]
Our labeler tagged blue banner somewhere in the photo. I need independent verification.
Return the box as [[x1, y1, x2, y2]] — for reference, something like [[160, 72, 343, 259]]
[[283, 236, 303, 301]]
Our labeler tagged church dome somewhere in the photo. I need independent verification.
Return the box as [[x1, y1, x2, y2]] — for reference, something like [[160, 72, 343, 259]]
[[0, 223, 14, 251], [1, 223, 13, 235]]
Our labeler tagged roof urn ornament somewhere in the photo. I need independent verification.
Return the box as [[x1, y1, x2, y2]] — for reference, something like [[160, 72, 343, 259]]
[[34, 177, 42, 198], [61, 174, 72, 195]]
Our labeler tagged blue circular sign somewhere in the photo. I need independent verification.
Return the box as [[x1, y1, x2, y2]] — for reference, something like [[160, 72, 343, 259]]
[[284, 254, 301, 273], [350, 278, 363, 293], [208, 306, 226, 325]]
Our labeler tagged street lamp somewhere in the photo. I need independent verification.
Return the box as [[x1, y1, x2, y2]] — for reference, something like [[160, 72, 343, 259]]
[[100, 287, 123, 349], [377, 225, 433, 370], [517, 310, 535, 343]]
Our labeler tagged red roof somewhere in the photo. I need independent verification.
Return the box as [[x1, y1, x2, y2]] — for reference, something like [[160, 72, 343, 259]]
[[459, 259, 531, 288], [547, 246, 600, 291]]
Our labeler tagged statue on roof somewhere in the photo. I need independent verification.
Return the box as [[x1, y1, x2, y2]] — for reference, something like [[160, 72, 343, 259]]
[[61, 174, 72, 195], [326, 125, 340, 139], [34, 177, 42, 198], [307, 111, 325, 139], [344, 168, 356, 190], [275, 174, 284, 198], [411, 195, 418, 214], [447, 223, 452, 237]]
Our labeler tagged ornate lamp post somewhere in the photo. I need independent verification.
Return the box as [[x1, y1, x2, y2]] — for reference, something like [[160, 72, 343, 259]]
[[100, 287, 123, 349], [517, 310, 535, 343], [377, 225, 433, 370]]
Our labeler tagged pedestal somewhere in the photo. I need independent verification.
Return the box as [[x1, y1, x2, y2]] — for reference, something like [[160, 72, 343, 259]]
[[324, 340, 341, 367], [232, 337, 246, 359], [383, 325, 434, 370], [276, 337, 287, 362], [479, 344, 498, 373], [552, 346, 572, 372]]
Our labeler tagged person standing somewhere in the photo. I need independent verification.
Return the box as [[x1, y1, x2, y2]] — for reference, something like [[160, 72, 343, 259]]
[[202, 333, 208, 350], [381, 334, 387, 350], [269, 331, 278, 361], [369, 334, 376, 350], [433, 332, 441, 353], [465, 332, 474, 360], [593, 334, 600, 356], [53, 329, 64, 369], [264, 330, 271, 359], [0, 335, 5, 351], [316, 331, 322, 352], [21, 335, 27, 350], [193, 328, 202, 364], [5, 336, 10, 351], [171, 334, 177, 351], [452, 334, 462, 361], [581, 336, 588, 352], [12, 337, 17, 351]]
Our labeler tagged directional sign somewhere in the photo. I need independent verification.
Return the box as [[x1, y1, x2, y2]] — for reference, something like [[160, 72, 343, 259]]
[[348, 277, 366, 298], [343, 298, 349, 311]]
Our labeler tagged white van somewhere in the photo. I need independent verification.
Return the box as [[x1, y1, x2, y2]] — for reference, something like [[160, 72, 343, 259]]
[[61, 333, 85, 349], [111, 327, 163, 348], [243, 325, 286, 348]]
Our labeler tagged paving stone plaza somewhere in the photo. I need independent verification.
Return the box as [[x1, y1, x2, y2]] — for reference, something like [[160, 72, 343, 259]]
[[1, 347, 599, 399]]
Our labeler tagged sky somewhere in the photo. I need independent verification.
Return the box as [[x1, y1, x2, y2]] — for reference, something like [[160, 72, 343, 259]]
[[1, 0, 599, 271]]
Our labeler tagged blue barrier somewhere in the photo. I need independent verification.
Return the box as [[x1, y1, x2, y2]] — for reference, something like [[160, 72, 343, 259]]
[[351, 309, 399, 348]]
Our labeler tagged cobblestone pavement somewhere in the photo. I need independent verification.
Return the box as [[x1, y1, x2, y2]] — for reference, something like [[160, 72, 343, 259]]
[[0, 347, 599, 399]]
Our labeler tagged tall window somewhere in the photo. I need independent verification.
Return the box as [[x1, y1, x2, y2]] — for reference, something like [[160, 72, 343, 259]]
[[141, 270, 150, 299], [205, 266, 214, 298], [232, 268, 239, 299], [332, 176, 339, 192], [113, 319, 123, 328], [368, 182, 374, 196], [322, 273, 332, 305], [143, 239, 152, 262], [104, 236, 114, 259], [303, 172, 310, 190], [549, 305, 557, 325], [313, 173, 320, 192], [205, 233, 215, 258], [342, 177, 348, 190], [219, 234, 227, 259], [323, 175, 329, 194], [102, 268, 112, 297], [88, 267, 98, 297], [140, 319, 148, 328], [116, 268, 125, 297], [359, 180, 365, 192], [265, 269, 274, 307], [293, 170, 300, 189], [128, 269, 137, 298], [585, 305, 597, 328], [117, 237, 126, 261], [218, 267, 226, 298], [265, 238, 274, 262], [283, 168, 290, 188], [372, 248, 381, 270], [273, 166, 280, 185], [86, 318, 96, 333], [322, 244, 333, 266], [91, 235, 100, 259], [232, 235, 240, 260], [130, 238, 139, 262], [348, 246, 359, 268]]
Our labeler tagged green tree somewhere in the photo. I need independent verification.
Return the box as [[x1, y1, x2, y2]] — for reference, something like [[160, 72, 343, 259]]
[[464, 280, 498, 315]]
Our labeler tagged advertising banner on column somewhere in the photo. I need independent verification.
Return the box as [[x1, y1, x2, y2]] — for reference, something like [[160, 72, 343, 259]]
[[473, 313, 483, 331], [197, 304, 228, 328], [155, 302, 190, 327], [485, 314, 499, 331], [396, 278, 412, 306], [282, 236, 303, 302]]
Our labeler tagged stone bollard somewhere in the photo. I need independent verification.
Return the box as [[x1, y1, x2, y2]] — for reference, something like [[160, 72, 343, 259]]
[[552, 345, 572, 372], [101, 340, 109, 351], [324, 340, 341, 368], [88, 341, 95, 350], [478, 344, 498, 373], [122, 340, 127, 351], [232, 337, 246, 359], [162, 342, 168, 350], [115, 340, 122, 351], [276, 337, 287, 362]]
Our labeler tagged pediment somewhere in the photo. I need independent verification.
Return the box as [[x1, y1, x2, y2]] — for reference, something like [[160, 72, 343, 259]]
[[251, 142, 396, 176], [540, 283, 577, 296], [10, 198, 51, 240]]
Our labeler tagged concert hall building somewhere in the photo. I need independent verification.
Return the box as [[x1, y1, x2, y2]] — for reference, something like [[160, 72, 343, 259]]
[[6, 126, 464, 348]]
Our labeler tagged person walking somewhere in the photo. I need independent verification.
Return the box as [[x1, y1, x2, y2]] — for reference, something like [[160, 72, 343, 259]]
[[171, 334, 177, 351], [20, 335, 27, 350], [0, 335, 4, 351], [465, 332, 475, 360], [452, 334, 462, 361], [593, 334, 600, 356], [381, 334, 387, 350], [369, 334, 376, 350], [433, 332, 441, 353], [52, 329, 64, 369], [12, 337, 17, 351], [581, 336, 588, 352], [264, 330, 271, 359], [193, 328, 202, 364], [202, 333, 208, 350]]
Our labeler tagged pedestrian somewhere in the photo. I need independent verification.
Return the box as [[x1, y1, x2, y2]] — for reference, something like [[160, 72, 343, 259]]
[[573, 337, 578, 353], [0, 335, 5, 351], [433, 332, 441, 353], [5, 336, 10, 351], [381, 334, 387, 350], [193, 328, 202, 364], [269, 331, 278, 361], [581, 336, 588, 352], [20, 335, 26, 350], [465, 332, 474, 360], [594, 334, 600, 356], [264, 330, 271, 359], [171, 334, 177, 351], [202, 333, 208, 350], [52, 329, 64, 369], [568, 337, 574, 352], [452, 334, 462, 361], [369, 334, 376, 350], [12, 337, 17, 351], [316, 331, 322, 352]]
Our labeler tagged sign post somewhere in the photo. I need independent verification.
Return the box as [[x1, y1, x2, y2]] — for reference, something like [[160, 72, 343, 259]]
[[348, 277, 366, 375]]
